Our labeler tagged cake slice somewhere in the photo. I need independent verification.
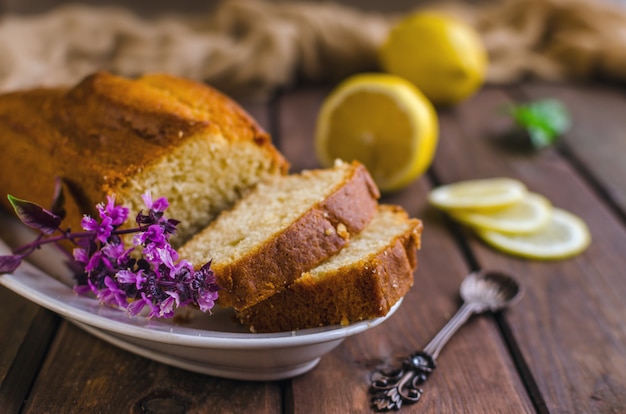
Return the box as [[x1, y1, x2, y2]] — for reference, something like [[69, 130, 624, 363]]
[[236, 205, 422, 333], [0, 72, 288, 246], [179, 160, 380, 310]]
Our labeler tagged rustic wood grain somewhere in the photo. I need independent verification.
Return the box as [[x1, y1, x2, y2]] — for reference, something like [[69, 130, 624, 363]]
[[241, 100, 272, 133], [276, 87, 330, 173], [0, 288, 59, 413], [431, 85, 626, 413], [521, 83, 626, 218], [0, 288, 38, 387], [23, 321, 282, 414], [277, 88, 534, 413]]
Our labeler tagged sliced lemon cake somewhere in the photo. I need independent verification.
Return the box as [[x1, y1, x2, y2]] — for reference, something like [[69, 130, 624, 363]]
[[179, 160, 381, 310], [237, 205, 422, 332]]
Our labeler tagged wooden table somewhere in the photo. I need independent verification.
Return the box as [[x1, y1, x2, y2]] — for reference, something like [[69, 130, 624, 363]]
[[2, 0, 626, 406], [2, 79, 626, 413]]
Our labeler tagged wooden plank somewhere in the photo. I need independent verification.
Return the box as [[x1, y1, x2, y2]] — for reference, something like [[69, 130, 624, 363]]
[[0, 288, 38, 388], [276, 88, 533, 413], [240, 100, 272, 133], [0, 215, 61, 412], [431, 85, 626, 413], [0, 288, 59, 413], [520, 83, 626, 217], [276, 87, 330, 173], [23, 321, 282, 413]]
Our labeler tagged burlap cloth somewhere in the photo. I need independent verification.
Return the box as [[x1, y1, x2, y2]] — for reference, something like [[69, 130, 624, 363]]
[[1, 0, 625, 97]]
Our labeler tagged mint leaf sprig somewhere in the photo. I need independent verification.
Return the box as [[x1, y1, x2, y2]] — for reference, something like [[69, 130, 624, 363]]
[[0, 188, 219, 319], [507, 99, 571, 150]]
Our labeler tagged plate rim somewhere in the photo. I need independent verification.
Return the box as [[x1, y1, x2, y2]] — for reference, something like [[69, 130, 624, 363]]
[[1, 246, 401, 350], [72, 320, 324, 381]]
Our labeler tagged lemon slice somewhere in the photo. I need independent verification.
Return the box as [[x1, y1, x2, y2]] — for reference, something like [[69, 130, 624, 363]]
[[428, 178, 527, 211], [315, 73, 438, 192], [476, 208, 591, 260], [451, 192, 552, 234]]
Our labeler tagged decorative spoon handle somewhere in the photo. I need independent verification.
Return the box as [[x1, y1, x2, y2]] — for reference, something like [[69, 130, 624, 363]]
[[423, 302, 476, 359], [369, 302, 479, 412], [369, 270, 522, 412], [369, 350, 435, 411]]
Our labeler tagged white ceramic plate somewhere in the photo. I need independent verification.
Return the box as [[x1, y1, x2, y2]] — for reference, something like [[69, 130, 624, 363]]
[[0, 213, 401, 380]]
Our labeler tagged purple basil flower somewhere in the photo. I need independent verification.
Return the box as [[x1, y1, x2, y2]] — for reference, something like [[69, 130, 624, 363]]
[[86, 278, 99, 296], [142, 292, 162, 319], [133, 224, 167, 248], [159, 294, 177, 318], [101, 242, 133, 266], [161, 218, 180, 235], [142, 192, 169, 213], [197, 292, 218, 313], [117, 269, 147, 290], [97, 195, 129, 226], [85, 250, 105, 273], [2, 190, 219, 319], [191, 261, 220, 313], [96, 276, 128, 308], [154, 247, 182, 274], [164, 290, 182, 307], [81, 215, 114, 243], [73, 247, 89, 264], [127, 294, 149, 316]]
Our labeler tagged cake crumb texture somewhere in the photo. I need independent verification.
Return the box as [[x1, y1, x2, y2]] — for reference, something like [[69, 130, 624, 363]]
[[236, 204, 423, 332], [179, 160, 381, 310]]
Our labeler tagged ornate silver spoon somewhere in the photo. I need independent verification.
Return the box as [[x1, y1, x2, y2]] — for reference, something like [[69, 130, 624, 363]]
[[369, 270, 522, 411]]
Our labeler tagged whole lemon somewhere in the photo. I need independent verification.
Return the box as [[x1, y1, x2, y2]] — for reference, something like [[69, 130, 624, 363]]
[[379, 11, 488, 106]]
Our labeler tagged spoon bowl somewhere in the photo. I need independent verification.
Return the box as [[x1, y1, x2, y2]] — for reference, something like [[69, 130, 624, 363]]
[[460, 270, 522, 312]]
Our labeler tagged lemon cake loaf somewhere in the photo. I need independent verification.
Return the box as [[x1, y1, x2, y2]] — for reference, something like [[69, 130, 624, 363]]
[[179, 160, 380, 310], [0, 72, 288, 246], [237, 205, 422, 333]]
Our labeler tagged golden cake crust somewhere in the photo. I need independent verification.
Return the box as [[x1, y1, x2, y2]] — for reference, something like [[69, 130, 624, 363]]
[[0, 72, 288, 239], [237, 205, 422, 333]]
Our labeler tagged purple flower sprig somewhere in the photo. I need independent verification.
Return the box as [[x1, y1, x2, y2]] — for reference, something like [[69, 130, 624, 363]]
[[0, 190, 219, 318]]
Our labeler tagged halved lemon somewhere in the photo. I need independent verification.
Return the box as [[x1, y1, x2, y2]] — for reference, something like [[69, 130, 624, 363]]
[[315, 73, 438, 192], [428, 178, 527, 211], [476, 208, 591, 260], [450, 192, 552, 234]]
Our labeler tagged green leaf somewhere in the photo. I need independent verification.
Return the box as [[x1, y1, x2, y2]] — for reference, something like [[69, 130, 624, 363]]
[[508, 99, 571, 149]]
